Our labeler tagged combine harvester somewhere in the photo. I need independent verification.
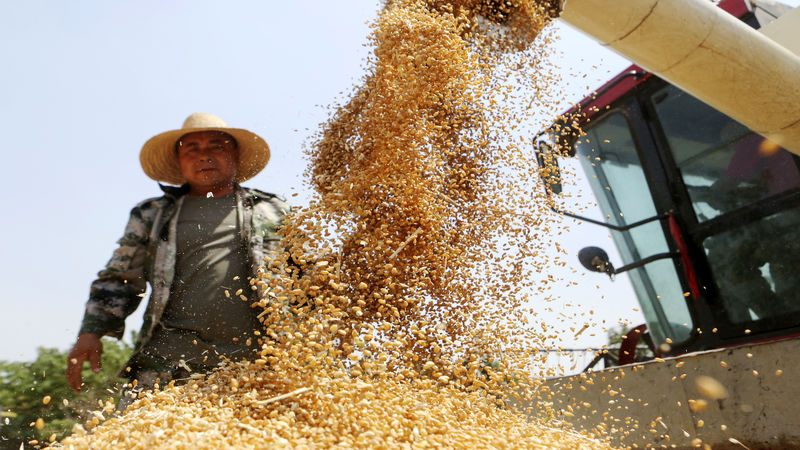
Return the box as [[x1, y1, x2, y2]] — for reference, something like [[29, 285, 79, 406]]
[[533, 0, 800, 447]]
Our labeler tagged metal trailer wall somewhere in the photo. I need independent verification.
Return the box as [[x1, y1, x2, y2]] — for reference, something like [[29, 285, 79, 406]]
[[534, 338, 800, 448]]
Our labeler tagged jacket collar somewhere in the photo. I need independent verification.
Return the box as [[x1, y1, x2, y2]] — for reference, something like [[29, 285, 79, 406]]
[[158, 183, 191, 199]]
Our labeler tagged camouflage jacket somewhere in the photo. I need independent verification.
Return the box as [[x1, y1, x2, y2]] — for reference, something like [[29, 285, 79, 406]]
[[78, 184, 290, 354]]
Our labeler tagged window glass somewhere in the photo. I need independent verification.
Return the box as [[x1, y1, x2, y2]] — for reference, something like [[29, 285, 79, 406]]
[[651, 85, 800, 221], [702, 208, 800, 325], [576, 112, 693, 345]]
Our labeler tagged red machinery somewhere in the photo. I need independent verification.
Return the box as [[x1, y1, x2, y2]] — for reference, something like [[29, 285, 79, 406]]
[[533, 1, 800, 447], [538, 0, 800, 359]]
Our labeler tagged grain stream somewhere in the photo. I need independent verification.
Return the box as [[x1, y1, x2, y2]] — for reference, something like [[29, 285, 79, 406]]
[[60, 1, 613, 448]]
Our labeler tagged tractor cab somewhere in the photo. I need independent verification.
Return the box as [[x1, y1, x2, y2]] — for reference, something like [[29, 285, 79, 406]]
[[537, 1, 800, 359]]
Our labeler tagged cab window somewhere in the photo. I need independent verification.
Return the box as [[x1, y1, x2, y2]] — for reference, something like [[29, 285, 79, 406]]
[[575, 112, 693, 345], [651, 85, 800, 329], [650, 85, 800, 222]]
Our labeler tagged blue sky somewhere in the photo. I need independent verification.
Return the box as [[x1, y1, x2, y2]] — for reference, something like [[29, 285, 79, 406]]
[[0, 1, 653, 362]]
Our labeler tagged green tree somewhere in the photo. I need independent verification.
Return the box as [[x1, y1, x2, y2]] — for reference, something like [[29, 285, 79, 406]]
[[0, 338, 133, 449]]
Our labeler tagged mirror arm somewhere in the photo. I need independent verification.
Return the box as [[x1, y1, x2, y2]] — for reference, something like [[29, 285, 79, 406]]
[[549, 205, 671, 232], [612, 251, 679, 275]]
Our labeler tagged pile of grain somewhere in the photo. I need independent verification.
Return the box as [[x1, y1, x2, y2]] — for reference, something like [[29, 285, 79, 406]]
[[61, 1, 612, 448], [62, 361, 607, 448]]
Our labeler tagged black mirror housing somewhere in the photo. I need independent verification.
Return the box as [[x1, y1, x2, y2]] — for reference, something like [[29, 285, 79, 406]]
[[578, 246, 615, 277]]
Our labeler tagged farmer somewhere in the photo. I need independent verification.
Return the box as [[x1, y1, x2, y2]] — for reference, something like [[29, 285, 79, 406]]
[[66, 113, 290, 409]]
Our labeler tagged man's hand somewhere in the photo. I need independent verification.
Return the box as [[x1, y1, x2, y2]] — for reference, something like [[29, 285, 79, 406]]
[[66, 333, 103, 392]]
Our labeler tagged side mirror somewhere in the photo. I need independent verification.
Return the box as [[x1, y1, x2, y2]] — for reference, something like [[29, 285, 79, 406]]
[[579, 245, 679, 279], [534, 139, 563, 195], [578, 246, 615, 277]]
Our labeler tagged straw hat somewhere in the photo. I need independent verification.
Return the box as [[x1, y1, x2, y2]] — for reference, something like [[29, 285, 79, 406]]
[[140, 113, 270, 185]]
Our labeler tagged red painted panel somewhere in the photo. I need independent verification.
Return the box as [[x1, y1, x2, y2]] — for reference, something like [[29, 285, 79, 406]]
[[618, 324, 650, 365], [563, 66, 651, 121], [668, 216, 701, 300], [718, 0, 750, 18]]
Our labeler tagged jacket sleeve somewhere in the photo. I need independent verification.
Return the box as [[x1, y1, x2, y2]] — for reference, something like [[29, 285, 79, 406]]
[[78, 205, 150, 339]]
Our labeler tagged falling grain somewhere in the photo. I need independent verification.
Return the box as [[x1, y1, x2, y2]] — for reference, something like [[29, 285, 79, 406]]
[[59, 2, 616, 448]]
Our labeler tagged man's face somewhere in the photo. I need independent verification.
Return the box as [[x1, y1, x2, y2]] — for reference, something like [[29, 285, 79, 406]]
[[176, 131, 239, 192]]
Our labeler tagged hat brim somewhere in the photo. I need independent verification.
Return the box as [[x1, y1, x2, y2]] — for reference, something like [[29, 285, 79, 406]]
[[140, 127, 270, 186]]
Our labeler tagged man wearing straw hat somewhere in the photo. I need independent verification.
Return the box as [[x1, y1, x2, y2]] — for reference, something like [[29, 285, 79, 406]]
[[65, 113, 290, 409]]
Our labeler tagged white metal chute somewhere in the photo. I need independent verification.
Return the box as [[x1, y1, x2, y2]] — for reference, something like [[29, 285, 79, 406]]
[[559, 0, 800, 155]]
